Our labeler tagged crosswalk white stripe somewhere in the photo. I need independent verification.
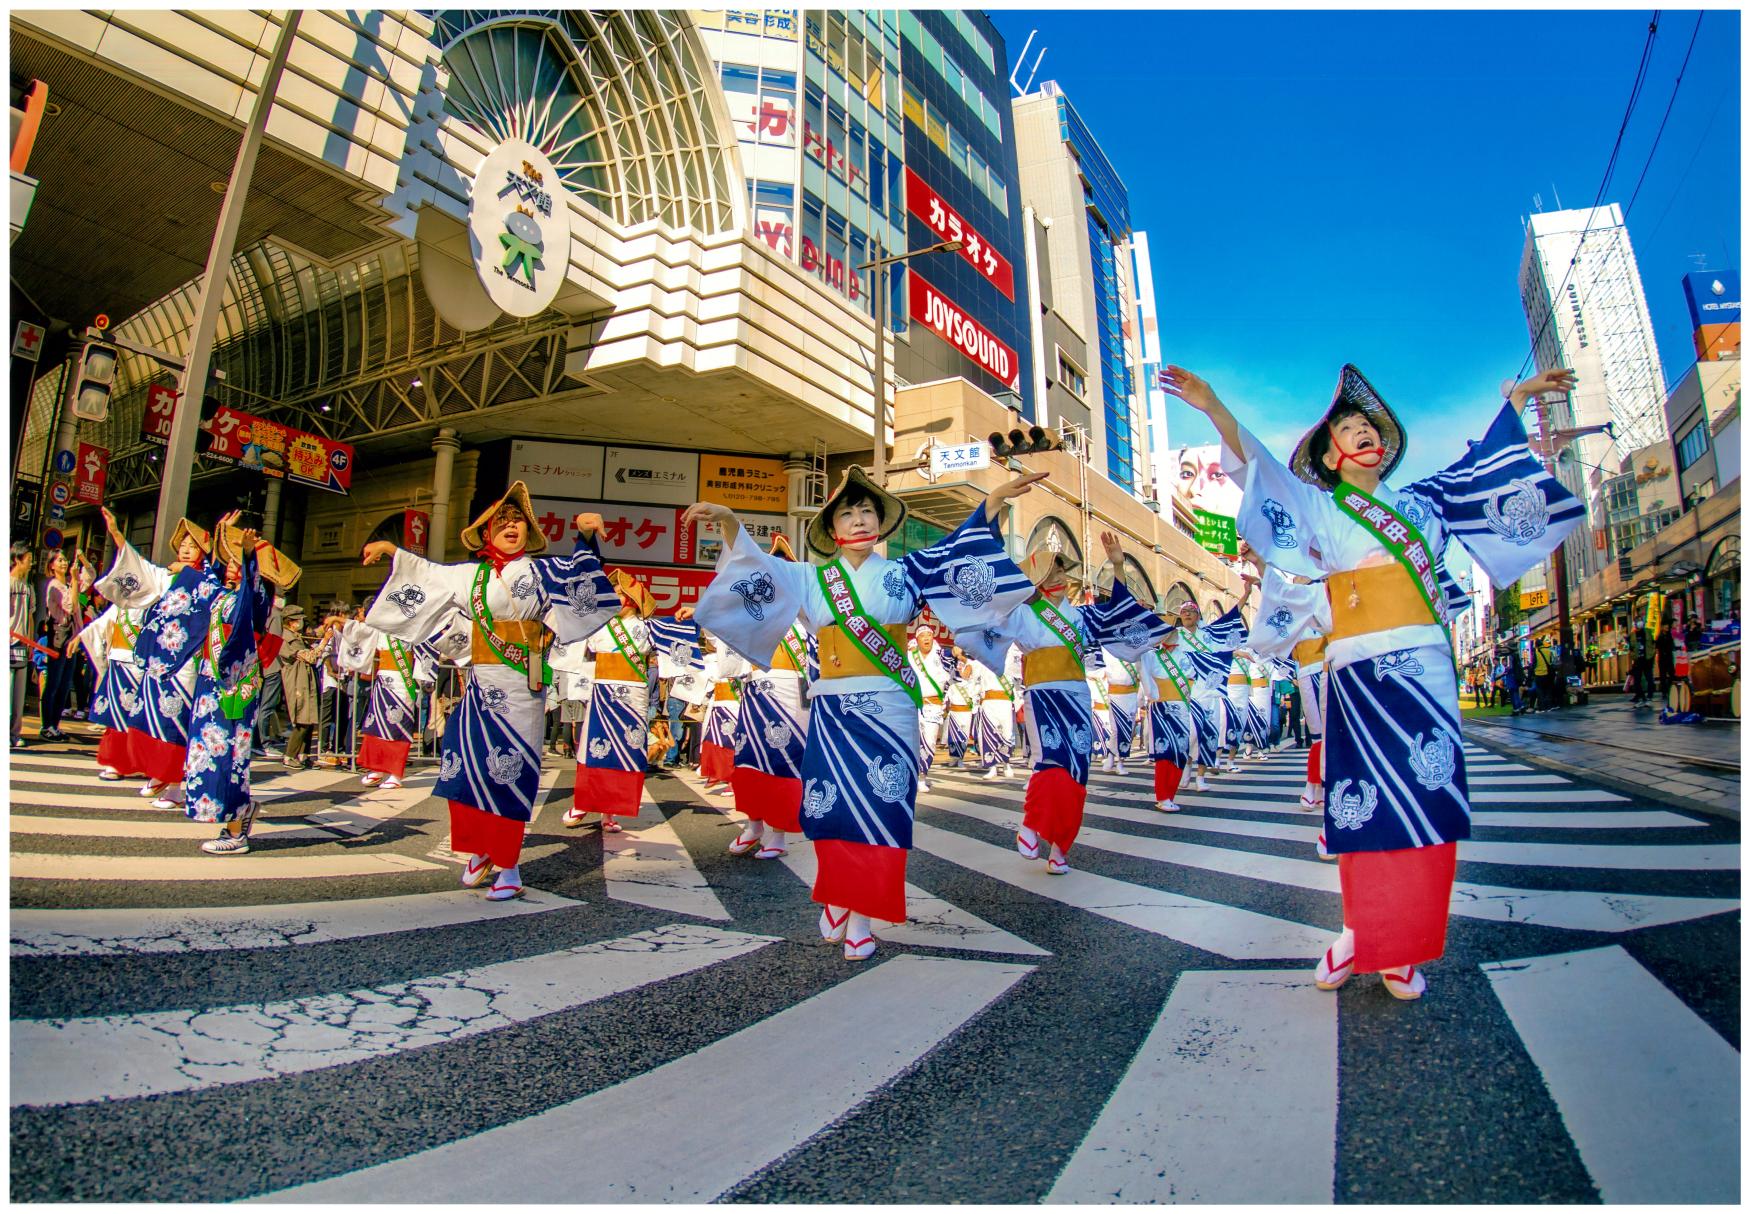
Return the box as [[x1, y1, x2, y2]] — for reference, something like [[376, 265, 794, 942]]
[[590, 791, 730, 921], [922, 794, 1740, 933], [9, 815, 342, 843], [257, 954, 1033, 1203], [1088, 768, 1564, 786], [1094, 780, 1625, 804], [1483, 945, 1740, 1204], [10, 888, 582, 958], [11, 923, 775, 1108], [1046, 970, 1337, 1203], [776, 838, 1049, 956], [910, 822, 1330, 960], [10, 851, 446, 882]]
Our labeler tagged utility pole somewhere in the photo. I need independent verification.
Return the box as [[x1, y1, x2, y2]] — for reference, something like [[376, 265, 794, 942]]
[[150, 11, 301, 561], [858, 237, 963, 484]]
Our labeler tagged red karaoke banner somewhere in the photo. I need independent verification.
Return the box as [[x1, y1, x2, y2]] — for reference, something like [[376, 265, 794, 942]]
[[907, 271, 1020, 389], [904, 167, 1015, 300], [74, 443, 108, 505], [141, 383, 178, 444], [198, 405, 355, 495], [603, 563, 716, 615]]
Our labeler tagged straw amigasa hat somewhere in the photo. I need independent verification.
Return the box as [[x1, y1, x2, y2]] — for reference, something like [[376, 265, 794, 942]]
[[768, 532, 798, 562], [1018, 535, 1084, 596], [1289, 364, 1407, 489], [216, 524, 302, 589], [610, 568, 658, 618], [460, 479, 547, 554], [804, 465, 907, 559], [169, 517, 214, 558]]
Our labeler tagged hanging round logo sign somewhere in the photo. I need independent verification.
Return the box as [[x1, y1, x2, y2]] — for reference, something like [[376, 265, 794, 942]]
[[469, 140, 571, 318]]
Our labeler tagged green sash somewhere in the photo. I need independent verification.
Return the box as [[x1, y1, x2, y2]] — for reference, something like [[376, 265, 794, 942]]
[[1030, 599, 1087, 677], [387, 636, 416, 687], [817, 559, 921, 707], [470, 563, 552, 685], [779, 622, 808, 674], [913, 646, 945, 700], [208, 593, 262, 721], [1158, 648, 1194, 703], [607, 615, 648, 681], [1331, 484, 1450, 648]]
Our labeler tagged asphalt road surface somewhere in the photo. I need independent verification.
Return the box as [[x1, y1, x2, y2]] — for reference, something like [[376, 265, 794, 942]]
[[9, 735, 1740, 1203]]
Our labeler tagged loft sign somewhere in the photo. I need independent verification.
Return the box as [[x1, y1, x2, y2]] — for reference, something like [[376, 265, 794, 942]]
[[908, 271, 1018, 389], [469, 140, 572, 318]]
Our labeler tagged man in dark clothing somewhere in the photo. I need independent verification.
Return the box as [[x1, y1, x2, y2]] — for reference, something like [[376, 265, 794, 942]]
[[1655, 620, 1676, 701], [1628, 625, 1655, 704]]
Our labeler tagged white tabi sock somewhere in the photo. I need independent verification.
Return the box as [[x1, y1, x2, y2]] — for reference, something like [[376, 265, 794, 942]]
[[495, 864, 521, 889], [762, 826, 787, 849], [846, 911, 873, 942]]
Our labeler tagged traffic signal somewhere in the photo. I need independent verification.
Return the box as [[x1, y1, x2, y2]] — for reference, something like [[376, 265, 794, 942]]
[[70, 337, 118, 422], [988, 424, 1063, 458]]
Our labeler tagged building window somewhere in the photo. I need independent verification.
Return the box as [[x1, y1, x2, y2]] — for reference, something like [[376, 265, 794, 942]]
[[1677, 421, 1710, 470], [1057, 350, 1086, 399]]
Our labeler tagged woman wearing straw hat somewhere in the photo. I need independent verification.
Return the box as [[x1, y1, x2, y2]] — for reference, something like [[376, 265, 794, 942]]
[[97, 513, 224, 807], [176, 517, 297, 854], [67, 506, 161, 782], [335, 612, 440, 792], [362, 482, 619, 901], [687, 465, 1043, 961], [563, 568, 659, 833], [723, 534, 816, 861], [969, 531, 1175, 876], [1163, 361, 1582, 999]]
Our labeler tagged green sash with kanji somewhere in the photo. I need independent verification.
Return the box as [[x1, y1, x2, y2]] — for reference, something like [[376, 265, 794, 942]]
[[1030, 599, 1087, 676], [471, 563, 552, 686], [1117, 657, 1140, 687], [817, 559, 921, 707], [912, 646, 945, 700], [1331, 484, 1451, 650], [606, 615, 648, 681], [387, 636, 416, 686], [1158, 648, 1194, 703], [780, 622, 808, 674], [117, 611, 141, 649]]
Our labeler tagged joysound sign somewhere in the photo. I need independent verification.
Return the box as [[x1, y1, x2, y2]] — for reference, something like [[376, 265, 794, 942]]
[[470, 140, 572, 318]]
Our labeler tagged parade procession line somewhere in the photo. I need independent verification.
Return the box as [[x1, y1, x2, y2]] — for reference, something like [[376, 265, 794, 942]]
[[9, 888, 582, 958], [908, 822, 1332, 961], [1482, 945, 1741, 1204], [1046, 969, 1338, 1204], [254, 954, 1034, 1204], [921, 794, 1740, 933], [9, 816, 345, 843], [10, 923, 776, 1109]]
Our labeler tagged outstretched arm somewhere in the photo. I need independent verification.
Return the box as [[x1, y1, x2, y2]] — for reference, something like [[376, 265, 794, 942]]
[[983, 469, 1050, 524], [681, 501, 741, 549], [1160, 366, 1244, 462], [1508, 368, 1577, 417]]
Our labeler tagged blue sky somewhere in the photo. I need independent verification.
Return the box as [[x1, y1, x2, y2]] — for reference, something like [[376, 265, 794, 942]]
[[987, 7, 1742, 484]]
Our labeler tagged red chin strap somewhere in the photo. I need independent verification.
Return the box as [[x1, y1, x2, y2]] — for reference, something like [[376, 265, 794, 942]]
[[479, 542, 526, 573], [1332, 442, 1386, 472], [834, 534, 877, 547]]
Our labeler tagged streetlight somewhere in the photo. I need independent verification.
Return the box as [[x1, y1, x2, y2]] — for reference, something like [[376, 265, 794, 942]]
[[858, 237, 963, 485]]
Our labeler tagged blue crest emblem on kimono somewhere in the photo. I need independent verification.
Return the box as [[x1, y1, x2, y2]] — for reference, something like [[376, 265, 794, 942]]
[[1329, 779, 1379, 830], [1267, 607, 1293, 638], [486, 746, 524, 784], [763, 720, 794, 749], [841, 692, 882, 716], [566, 580, 600, 615], [1483, 478, 1550, 545], [439, 751, 463, 780], [866, 754, 910, 802], [117, 573, 141, 596], [731, 572, 777, 620], [1261, 498, 1298, 549], [1119, 622, 1151, 650], [1407, 727, 1457, 790], [802, 778, 837, 819], [882, 566, 908, 602], [1041, 722, 1062, 750], [1373, 649, 1425, 679], [509, 573, 538, 600], [945, 557, 995, 609], [589, 737, 612, 759], [1396, 491, 1435, 532], [386, 585, 426, 618], [480, 686, 510, 714]]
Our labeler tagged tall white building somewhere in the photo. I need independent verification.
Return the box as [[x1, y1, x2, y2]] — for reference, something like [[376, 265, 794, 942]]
[[1130, 230, 1169, 505], [1518, 203, 1668, 585]]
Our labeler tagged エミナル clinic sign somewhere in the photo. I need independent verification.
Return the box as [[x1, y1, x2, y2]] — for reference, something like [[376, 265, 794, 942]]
[[470, 141, 572, 318], [907, 271, 1019, 389]]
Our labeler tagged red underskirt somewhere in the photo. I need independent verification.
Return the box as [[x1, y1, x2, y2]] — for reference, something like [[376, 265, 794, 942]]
[[1022, 766, 1088, 852], [699, 741, 736, 783], [132, 731, 188, 786], [1153, 760, 1183, 802], [1307, 740, 1323, 785], [811, 838, 907, 922], [357, 733, 410, 780], [1338, 842, 1458, 972], [449, 800, 526, 868], [96, 727, 138, 777], [730, 766, 803, 833], [575, 764, 646, 818]]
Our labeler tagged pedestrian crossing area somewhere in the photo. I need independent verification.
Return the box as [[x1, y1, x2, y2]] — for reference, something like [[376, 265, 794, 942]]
[[9, 738, 1740, 1202]]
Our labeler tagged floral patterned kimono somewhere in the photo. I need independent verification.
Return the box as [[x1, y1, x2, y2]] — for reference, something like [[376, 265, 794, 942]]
[[966, 584, 1170, 857], [967, 656, 1016, 771], [731, 620, 814, 833], [1223, 398, 1583, 972], [1102, 648, 1143, 760], [337, 620, 435, 781], [76, 601, 151, 777], [99, 542, 205, 788], [364, 547, 617, 866], [180, 553, 276, 822], [575, 612, 655, 821], [698, 644, 750, 784], [697, 509, 1031, 922]]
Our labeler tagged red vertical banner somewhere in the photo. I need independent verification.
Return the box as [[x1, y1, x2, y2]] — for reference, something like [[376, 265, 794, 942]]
[[141, 384, 178, 444], [404, 509, 430, 555], [73, 443, 108, 504]]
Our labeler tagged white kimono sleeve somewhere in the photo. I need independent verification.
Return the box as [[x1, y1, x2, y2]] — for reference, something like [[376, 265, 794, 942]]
[[1247, 568, 1330, 658], [76, 605, 117, 681], [336, 621, 381, 676], [1136, 651, 1162, 707], [1222, 427, 1338, 580], [533, 548, 618, 644], [96, 541, 173, 611], [694, 527, 811, 667], [364, 550, 473, 641]]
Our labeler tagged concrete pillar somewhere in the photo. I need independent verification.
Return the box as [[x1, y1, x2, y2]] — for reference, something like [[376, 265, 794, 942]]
[[783, 451, 811, 548], [261, 475, 283, 545], [429, 427, 461, 562]]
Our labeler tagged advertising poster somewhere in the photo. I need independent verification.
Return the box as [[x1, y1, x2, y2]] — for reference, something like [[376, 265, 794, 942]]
[[698, 454, 787, 511], [1174, 443, 1242, 557], [604, 446, 698, 504], [510, 439, 605, 500], [73, 443, 108, 505], [194, 404, 356, 495]]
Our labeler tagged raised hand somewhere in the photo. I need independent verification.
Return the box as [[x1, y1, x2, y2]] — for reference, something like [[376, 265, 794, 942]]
[[361, 541, 397, 567], [1510, 367, 1577, 413], [675, 605, 696, 622], [1100, 529, 1125, 565], [984, 469, 1050, 522], [100, 506, 124, 545], [574, 512, 605, 537], [1160, 365, 1244, 462]]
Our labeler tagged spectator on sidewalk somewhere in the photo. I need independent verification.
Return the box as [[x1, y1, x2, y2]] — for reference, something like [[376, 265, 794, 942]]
[[9, 544, 36, 748], [279, 608, 322, 767], [1505, 648, 1527, 715], [1628, 623, 1655, 704], [38, 550, 80, 740], [1655, 617, 1676, 702], [1531, 638, 1555, 712], [1684, 614, 1702, 652]]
